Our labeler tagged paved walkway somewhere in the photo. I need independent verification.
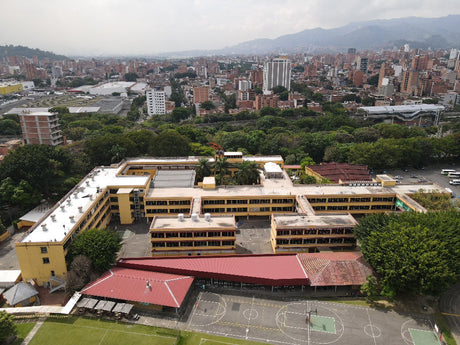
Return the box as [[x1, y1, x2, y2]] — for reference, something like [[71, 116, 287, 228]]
[[440, 282, 460, 345], [21, 318, 45, 345]]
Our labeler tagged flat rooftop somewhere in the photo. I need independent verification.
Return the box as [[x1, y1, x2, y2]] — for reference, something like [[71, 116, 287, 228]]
[[151, 215, 235, 230], [21, 165, 149, 243], [273, 214, 358, 227], [20, 157, 449, 244], [6, 107, 100, 115]]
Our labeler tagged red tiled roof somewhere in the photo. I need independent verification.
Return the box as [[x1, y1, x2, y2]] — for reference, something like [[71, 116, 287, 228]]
[[309, 162, 371, 183], [297, 252, 373, 286], [118, 254, 309, 286], [81, 267, 193, 308]]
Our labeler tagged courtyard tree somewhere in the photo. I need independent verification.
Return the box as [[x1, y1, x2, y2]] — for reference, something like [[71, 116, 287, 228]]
[[67, 228, 122, 273], [234, 161, 260, 185]]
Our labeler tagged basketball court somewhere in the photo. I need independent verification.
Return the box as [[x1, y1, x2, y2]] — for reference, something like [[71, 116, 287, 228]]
[[186, 291, 442, 345]]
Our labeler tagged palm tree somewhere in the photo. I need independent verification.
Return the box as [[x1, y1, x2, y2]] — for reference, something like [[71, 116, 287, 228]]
[[195, 158, 212, 182], [213, 157, 230, 185], [234, 161, 260, 185]]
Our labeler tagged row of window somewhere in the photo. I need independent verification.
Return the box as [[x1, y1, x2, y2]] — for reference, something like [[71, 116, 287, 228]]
[[308, 197, 395, 203], [152, 231, 235, 239], [145, 199, 191, 206], [202, 198, 294, 205], [152, 240, 235, 248], [146, 208, 190, 214], [276, 228, 353, 236], [313, 205, 394, 211], [276, 238, 356, 245], [203, 206, 293, 213]]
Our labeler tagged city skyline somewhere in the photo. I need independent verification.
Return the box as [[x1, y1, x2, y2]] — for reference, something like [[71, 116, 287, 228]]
[[1, 0, 460, 57]]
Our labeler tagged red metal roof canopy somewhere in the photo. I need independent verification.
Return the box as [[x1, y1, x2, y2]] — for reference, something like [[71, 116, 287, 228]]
[[118, 254, 309, 286], [81, 267, 194, 308]]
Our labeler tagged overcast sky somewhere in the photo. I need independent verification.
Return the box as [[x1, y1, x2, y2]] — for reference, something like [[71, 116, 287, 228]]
[[1, 0, 459, 56]]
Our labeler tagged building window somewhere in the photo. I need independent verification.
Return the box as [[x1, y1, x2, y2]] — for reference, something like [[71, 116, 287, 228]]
[[40, 247, 48, 253], [43, 257, 50, 264], [51, 270, 55, 276]]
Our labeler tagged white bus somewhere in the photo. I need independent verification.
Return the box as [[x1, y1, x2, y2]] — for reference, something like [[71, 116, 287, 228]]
[[447, 172, 460, 178], [449, 179, 460, 185], [441, 169, 456, 175]]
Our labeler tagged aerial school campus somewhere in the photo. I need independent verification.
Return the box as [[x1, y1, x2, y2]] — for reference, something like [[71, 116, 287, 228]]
[[2, 149, 455, 345]]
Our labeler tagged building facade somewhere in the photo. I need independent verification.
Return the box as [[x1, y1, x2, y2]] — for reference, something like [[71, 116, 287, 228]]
[[146, 89, 166, 115], [263, 58, 291, 93], [15, 155, 447, 286], [18, 111, 64, 146]]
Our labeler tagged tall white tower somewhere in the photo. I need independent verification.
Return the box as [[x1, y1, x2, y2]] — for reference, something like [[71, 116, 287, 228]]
[[146, 89, 166, 116], [263, 58, 291, 93]]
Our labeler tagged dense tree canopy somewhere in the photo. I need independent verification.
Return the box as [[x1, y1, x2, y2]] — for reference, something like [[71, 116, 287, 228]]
[[354, 211, 460, 297], [0, 311, 16, 343], [67, 228, 122, 273]]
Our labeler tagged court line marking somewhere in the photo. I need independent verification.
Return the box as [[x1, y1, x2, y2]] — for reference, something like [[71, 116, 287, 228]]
[[366, 308, 378, 345]]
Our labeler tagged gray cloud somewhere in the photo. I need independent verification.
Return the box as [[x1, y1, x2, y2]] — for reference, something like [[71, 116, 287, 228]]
[[1, 0, 459, 56]]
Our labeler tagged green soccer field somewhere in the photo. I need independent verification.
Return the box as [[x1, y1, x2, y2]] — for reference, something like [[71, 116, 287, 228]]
[[28, 316, 178, 345], [26, 316, 265, 345]]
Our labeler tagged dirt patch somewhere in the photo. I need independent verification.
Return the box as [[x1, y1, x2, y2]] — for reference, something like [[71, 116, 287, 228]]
[[36, 286, 69, 306]]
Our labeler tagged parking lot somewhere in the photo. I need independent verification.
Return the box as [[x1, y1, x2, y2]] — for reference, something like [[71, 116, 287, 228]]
[[185, 291, 441, 345], [386, 164, 460, 198]]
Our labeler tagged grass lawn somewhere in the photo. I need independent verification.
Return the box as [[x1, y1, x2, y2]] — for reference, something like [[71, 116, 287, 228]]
[[178, 330, 266, 345], [28, 316, 178, 345], [27, 316, 265, 345], [12, 322, 36, 345]]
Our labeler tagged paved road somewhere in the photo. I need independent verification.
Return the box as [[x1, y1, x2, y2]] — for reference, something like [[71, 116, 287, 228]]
[[0, 228, 22, 270]]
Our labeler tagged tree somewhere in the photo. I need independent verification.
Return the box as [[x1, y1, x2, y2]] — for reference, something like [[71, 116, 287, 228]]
[[361, 97, 376, 106], [234, 161, 260, 185], [200, 101, 216, 110], [354, 211, 460, 296], [360, 275, 380, 303], [213, 157, 230, 185], [312, 93, 324, 103], [410, 190, 457, 211], [0, 311, 16, 343], [152, 130, 190, 156], [195, 158, 212, 182], [300, 156, 315, 170], [66, 255, 96, 295], [67, 228, 121, 273], [367, 74, 379, 86], [124, 72, 139, 81], [171, 107, 191, 122]]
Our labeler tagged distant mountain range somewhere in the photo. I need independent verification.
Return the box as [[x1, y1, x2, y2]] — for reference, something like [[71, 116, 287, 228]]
[[0, 45, 67, 60], [158, 15, 460, 57]]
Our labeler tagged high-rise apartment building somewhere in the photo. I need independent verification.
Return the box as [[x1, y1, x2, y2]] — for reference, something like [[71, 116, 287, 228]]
[[18, 111, 63, 146], [146, 89, 166, 115], [263, 58, 291, 93], [357, 57, 369, 73]]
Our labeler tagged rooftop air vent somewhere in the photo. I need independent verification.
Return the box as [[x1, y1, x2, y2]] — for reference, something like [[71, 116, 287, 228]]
[[205, 213, 211, 222], [66, 199, 71, 205], [41, 224, 47, 231], [78, 206, 83, 213], [69, 216, 75, 223], [50, 214, 56, 221], [60, 205, 65, 212], [86, 181, 90, 186], [191, 213, 198, 222], [178, 213, 185, 222]]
